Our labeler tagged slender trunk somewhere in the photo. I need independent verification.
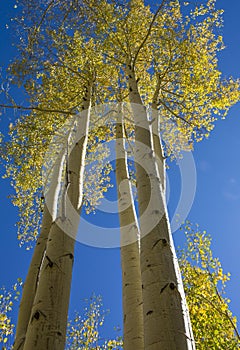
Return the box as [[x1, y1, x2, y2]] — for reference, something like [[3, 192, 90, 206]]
[[127, 66, 195, 350], [23, 86, 92, 350], [115, 104, 144, 350], [152, 105, 166, 195], [13, 206, 51, 350], [13, 150, 66, 350]]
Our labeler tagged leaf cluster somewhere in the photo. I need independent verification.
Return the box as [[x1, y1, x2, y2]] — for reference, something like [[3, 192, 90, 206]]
[[65, 295, 123, 349], [0, 279, 22, 348], [179, 222, 240, 349]]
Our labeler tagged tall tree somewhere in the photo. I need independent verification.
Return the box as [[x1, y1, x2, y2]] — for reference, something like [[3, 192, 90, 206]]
[[115, 104, 144, 349], [82, 0, 239, 348], [22, 86, 92, 349], [5, 32, 110, 349], [13, 152, 65, 349], [2, 0, 240, 348]]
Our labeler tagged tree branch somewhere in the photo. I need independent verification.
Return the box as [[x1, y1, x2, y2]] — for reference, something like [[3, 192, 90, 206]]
[[152, 74, 161, 107], [157, 98, 192, 126], [0, 104, 76, 115], [132, 0, 167, 67]]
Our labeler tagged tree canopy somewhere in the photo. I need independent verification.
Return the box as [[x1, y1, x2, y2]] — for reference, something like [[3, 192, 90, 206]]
[[2, 0, 240, 246]]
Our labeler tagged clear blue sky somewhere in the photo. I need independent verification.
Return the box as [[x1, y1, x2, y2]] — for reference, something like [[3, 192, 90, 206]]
[[1, 0, 240, 343]]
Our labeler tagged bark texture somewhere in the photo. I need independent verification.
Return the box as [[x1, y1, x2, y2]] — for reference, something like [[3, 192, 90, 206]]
[[22, 87, 92, 350], [13, 205, 51, 350], [13, 150, 66, 350], [127, 66, 195, 350], [115, 106, 144, 350], [152, 104, 166, 195]]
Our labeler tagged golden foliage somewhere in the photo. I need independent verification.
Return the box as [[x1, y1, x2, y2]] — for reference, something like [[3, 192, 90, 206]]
[[3, 0, 240, 245], [0, 279, 22, 347], [179, 223, 240, 349], [66, 295, 123, 349]]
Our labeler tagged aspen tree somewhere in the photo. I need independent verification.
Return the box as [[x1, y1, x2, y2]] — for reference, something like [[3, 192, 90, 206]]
[[80, 0, 240, 348], [115, 104, 144, 350], [3, 0, 240, 348], [23, 84, 92, 349], [5, 33, 109, 349]]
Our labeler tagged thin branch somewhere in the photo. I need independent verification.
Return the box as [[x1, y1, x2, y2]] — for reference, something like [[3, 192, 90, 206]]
[[152, 74, 161, 107], [157, 98, 192, 126], [40, 43, 90, 83], [103, 52, 125, 65], [206, 266, 240, 341], [86, 0, 128, 57], [122, 17, 133, 61], [161, 87, 184, 99], [190, 289, 240, 341], [133, 0, 167, 67], [28, 0, 61, 48], [0, 104, 76, 115], [184, 237, 240, 342], [51, 61, 88, 83], [35, 0, 60, 33]]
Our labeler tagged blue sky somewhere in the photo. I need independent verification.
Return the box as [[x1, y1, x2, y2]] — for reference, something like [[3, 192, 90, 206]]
[[1, 0, 240, 343]]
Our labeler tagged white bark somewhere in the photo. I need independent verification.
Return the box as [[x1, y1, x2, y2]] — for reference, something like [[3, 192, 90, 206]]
[[22, 86, 92, 350], [127, 66, 195, 350], [152, 106, 166, 195], [13, 205, 51, 350], [115, 105, 144, 350], [13, 151, 66, 350]]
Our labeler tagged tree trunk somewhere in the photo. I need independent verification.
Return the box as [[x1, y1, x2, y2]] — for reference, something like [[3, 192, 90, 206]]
[[13, 205, 51, 350], [152, 105, 166, 195], [127, 66, 195, 350], [22, 86, 92, 350], [115, 104, 144, 350], [13, 150, 66, 350]]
